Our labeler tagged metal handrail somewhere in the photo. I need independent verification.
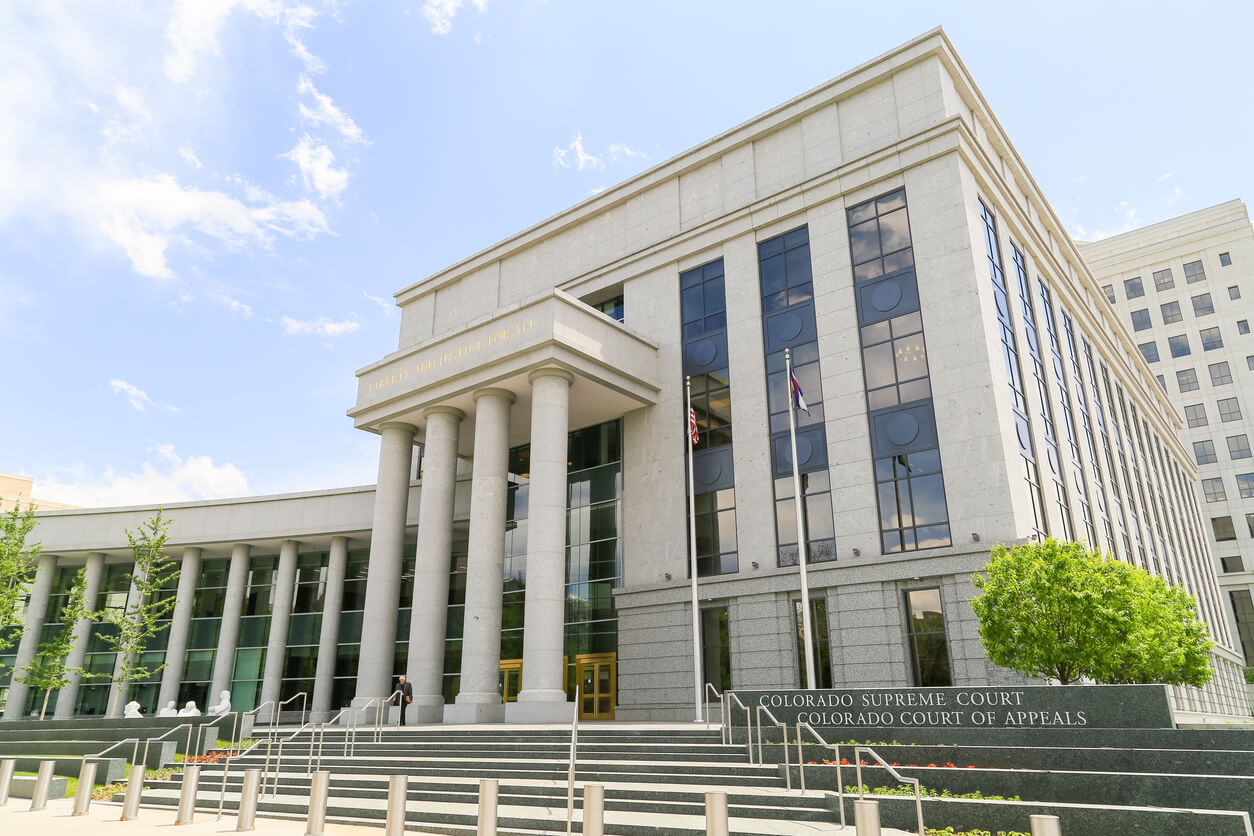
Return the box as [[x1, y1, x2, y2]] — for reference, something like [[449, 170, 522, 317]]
[[190, 713, 232, 759], [217, 732, 277, 820], [375, 690, 402, 744], [753, 705, 790, 789], [274, 691, 308, 735], [347, 691, 402, 755], [312, 707, 351, 773], [797, 721, 844, 827], [140, 722, 197, 772], [565, 685, 581, 836], [265, 719, 319, 798], [725, 692, 752, 760], [703, 682, 722, 737], [854, 745, 924, 836]]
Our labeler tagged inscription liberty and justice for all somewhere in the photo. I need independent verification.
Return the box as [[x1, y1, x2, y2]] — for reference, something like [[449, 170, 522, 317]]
[[366, 318, 536, 396]]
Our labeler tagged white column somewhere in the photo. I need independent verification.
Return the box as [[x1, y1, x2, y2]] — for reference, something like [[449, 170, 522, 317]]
[[209, 544, 250, 704], [510, 369, 573, 722], [407, 406, 463, 723], [446, 388, 514, 724], [55, 552, 106, 718], [258, 539, 299, 719], [353, 422, 417, 708], [310, 536, 348, 721], [3, 553, 58, 719], [158, 547, 202, 709]]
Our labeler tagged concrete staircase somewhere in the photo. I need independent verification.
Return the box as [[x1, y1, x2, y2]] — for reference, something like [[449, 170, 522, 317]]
[[131, 725, 890, 835]]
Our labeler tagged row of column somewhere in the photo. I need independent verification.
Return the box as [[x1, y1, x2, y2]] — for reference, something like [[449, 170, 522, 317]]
[[3, 536, 351, 721], [353, 368, 574, 723]]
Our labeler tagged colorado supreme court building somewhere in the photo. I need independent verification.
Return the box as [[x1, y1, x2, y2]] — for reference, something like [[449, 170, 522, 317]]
[[3, 29, 1249, 723]]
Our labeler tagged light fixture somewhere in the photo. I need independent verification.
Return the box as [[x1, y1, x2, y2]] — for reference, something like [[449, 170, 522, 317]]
[[751, 561, 759, 569], [663, 572, 672, 581], [852, 547, 861, 557], [971, 532, 981, 542]]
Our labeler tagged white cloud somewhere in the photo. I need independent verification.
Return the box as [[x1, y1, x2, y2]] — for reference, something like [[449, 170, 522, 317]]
[[419, 0, 485, 35], [114, 85, 151, 120], [163, 0, 281, 83], [281, 315, 359, 336], [1072, 201, 1141, 242], [606, 143, 648, 163], [221, 294, 253, 317], [1155, 172, 1173, 184], [110, 379, 181, 413], [552, 132, 602, 171], [179, 145, 203, 170], [282, 134, 349, 200], [297, 75, 367, 144], [363, 290, 395, 316], [39, 446, 251, 507], [96, 173, 330, 278], [282, 3, 325, 74]]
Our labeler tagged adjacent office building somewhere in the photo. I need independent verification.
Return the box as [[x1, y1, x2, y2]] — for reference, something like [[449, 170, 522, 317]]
[[1080, 202, 1254, 674], [2, 29, 1248, 723]]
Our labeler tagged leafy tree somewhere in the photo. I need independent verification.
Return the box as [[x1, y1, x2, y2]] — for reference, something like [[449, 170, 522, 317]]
[[94, 510, 179, 716], [15, 568, 90, 719], [971, 539, 1213, 687], [0, 505, 41, 680]]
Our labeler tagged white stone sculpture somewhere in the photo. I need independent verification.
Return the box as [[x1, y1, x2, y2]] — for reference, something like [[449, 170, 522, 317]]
[[158, 700, 178, 717], [123, 700, 143, 719], [177, 700, 201, 716], [207, 690, 232, 715]]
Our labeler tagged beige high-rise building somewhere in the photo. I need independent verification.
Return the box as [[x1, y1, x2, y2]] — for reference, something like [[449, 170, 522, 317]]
[[0, 473, 78, 512], [1080, 201, 1254, 674]]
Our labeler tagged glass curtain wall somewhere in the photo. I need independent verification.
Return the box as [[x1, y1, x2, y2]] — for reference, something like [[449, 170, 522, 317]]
[[179, 558, 229, 710], [77, 563, 132, 715]]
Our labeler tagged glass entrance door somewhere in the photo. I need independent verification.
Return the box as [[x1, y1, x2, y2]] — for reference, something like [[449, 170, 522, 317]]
[[575, 653, 615, 720], [499, 659, 522, 703]]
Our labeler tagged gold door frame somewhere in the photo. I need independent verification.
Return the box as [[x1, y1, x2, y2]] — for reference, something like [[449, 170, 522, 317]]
[[499, 659, 522, 703], [575, 652, 616, 720]]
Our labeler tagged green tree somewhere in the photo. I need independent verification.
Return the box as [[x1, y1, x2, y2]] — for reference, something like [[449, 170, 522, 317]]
[[15, 568, 91, 719], [971, 539, 1213, 687], [94, 510, 179, 716], [0, 505, 42, 680]]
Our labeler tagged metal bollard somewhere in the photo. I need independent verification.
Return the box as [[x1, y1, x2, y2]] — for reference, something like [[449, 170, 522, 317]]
[[72, 761, 98, 816], [1030, 814, 1063, 836], [385, 774, 408, 836], [853, 798, 881, 836], [477, 778, 498, 836], [0, 759, 16, 806], [175, 764, 201, 825], [29, 760, 55, 812], [120, 761, 144, 821], [583, 784, 604, 836], [305, 770, 330, 836], [236, 768, 262, 832], [705, 791, 728, 836]]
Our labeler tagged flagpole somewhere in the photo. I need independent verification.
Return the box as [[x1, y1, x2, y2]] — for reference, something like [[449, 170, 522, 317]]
[[686, 376, 704, 722], [786, 349, 819, 690]]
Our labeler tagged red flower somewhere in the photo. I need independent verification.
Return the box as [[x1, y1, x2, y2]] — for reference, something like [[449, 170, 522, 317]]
[[926, 763, 937, 768]]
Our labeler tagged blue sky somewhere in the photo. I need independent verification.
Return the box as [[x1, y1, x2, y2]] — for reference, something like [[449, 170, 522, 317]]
[[3, 1, 1251, 507]]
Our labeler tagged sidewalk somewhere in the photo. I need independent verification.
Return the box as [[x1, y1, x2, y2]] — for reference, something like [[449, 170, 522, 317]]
[[0, 797, 433, 835]]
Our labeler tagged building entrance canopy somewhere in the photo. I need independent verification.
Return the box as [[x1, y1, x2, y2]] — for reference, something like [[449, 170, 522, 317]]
[[349, 290, 660, 453]]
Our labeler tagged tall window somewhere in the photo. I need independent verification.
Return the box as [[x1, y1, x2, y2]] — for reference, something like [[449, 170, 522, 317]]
[[682, 259, 739, 576], [1230, 591, 1254, 663], [979, 201, 1046, 540], [904, 588, 951, 687], [759, 228, 835, 566], [849, 190, 951, 553], [179, 558, 230, 711], [794, 598, 832, 689], [700, 606, 731, 692]]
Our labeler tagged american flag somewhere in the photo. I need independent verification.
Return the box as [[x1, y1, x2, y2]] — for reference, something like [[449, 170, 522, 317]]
[[688, 406, 699, 446]]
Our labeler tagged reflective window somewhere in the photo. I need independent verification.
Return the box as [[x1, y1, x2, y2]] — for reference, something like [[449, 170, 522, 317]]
[[1218, 397, 1242, 423], [1152, 268, 1174, 291], [1212, 516, 1236, 541], [1194, 440, 1218, 465], [1237, 473, 1254, 498], [1124, 276, 1144, 299], [904, 588, 951, 687], [1177, 368, 1200, 392], [1228, 435, 1252, 460], [1102, 284, 1115, 304], [1240, 320, 1250, 335], [1160, 301, 1183, 324], [1202, 477, 1226, 502], [1221, 556, 1245, 573], [700, 606, 731, 692], [1168, 334, 1191, 357], [1130, 309, 1152, 331], [1200, 327, 1224, 351], [1229, 285, 1241, 300], [1210, 362, 1233, 386], [1220, 252, 1233, 267], [794, 598, 832, 689], [1192, 293, 1215, 317], [1184, 260, 1207, 284], [1137, 342, 1159, 364], [1232, 591, 1254, 663], [1184, 403, 1207, 428]]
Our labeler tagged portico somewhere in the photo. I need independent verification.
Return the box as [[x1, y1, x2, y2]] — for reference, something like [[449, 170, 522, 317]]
[[348, 289, 659, 722]]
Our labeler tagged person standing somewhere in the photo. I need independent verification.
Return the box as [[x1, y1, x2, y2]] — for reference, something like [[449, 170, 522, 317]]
[[395, 675, 413, 726]]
